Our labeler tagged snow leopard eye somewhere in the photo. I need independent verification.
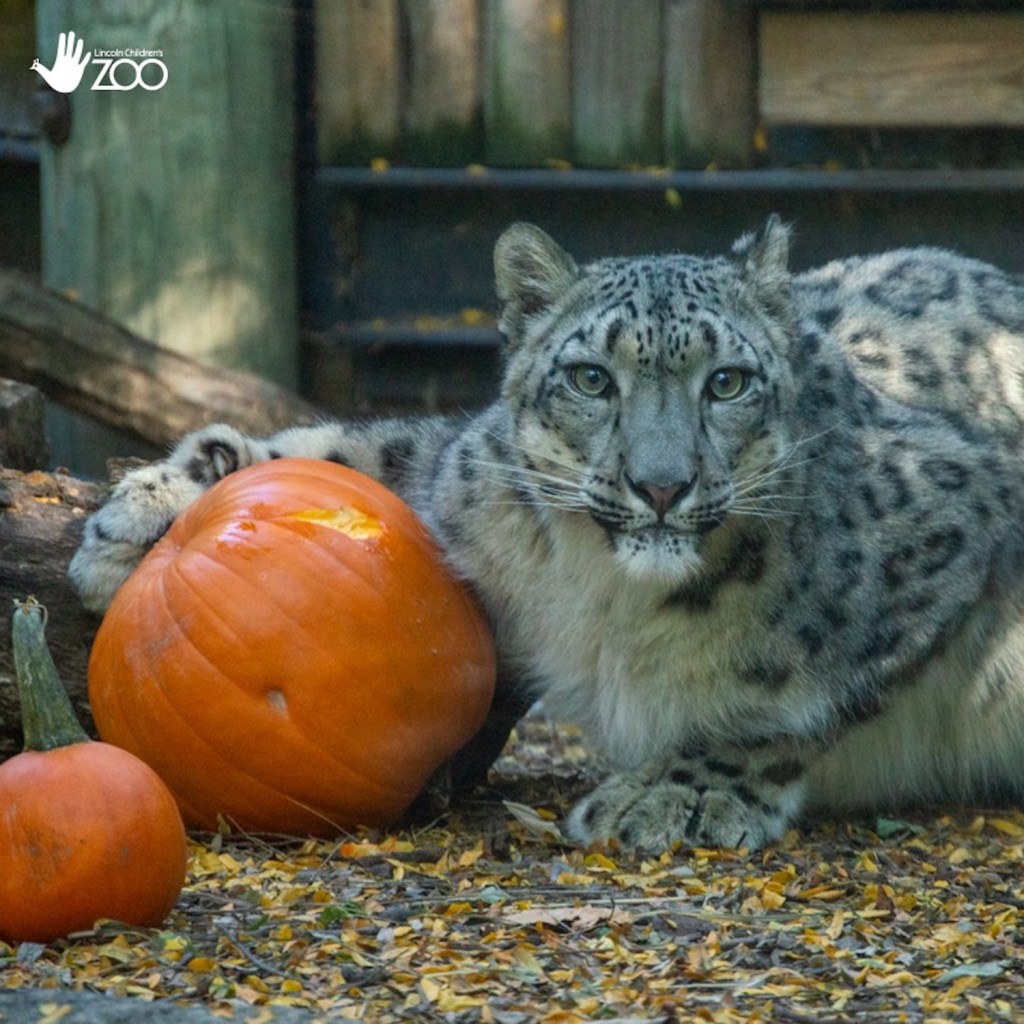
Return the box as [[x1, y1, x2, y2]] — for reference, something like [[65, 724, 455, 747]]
[[706, 367, 749, 401], [568, 364, 613, 397]]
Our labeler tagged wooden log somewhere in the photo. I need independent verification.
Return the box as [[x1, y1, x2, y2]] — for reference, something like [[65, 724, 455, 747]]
[[400, 0, 483, 165], [483, 0, 571, 167], [760, 12, 1024, 128], [0, 379, 48, 471], [0, 269, 320, 449], [0, 466, 106, 758], [663, 0, 756, 168], [36, 0, 298, 385], [316, 0, 401, 165]]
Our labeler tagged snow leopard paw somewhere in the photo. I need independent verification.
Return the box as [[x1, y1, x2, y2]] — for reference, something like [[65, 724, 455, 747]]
[[68, 424, 267, 611], [565, 757, 802, 852]]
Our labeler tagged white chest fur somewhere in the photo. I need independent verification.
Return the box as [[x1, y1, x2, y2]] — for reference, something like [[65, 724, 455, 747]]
[[479, 511, 803, 769]]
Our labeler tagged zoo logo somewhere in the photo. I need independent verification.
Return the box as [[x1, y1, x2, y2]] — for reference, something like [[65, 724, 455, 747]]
[[32, 31, 168, 94]]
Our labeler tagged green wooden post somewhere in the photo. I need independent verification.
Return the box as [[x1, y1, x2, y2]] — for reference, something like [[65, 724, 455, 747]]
[[35, 0, 297, 389]]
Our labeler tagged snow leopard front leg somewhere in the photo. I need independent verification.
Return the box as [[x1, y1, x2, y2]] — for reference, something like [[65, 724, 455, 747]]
[[69, 417, 456, 612], [566, 744, 810, 851], [68, 424, 275, 612]]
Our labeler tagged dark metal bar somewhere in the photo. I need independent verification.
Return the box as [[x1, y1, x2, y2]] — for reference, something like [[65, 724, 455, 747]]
[[317, 166, 1024, 194]]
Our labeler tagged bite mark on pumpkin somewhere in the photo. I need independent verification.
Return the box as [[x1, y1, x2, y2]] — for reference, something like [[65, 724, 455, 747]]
[[266, 689, 288, 713], [285, 507, 383, 539]]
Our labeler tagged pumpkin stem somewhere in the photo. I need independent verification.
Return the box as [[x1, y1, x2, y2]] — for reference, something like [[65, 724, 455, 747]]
[[11, 597, 90, 751]]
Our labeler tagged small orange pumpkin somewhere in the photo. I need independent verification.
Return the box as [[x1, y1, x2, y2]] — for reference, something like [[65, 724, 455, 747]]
[[88, 458, 496, 835], [0, 599, 187, 943]]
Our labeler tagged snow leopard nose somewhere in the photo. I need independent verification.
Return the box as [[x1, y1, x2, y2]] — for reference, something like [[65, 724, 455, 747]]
[[625, 474, 696, 519]]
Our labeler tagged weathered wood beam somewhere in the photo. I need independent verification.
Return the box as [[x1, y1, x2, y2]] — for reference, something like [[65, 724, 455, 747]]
[[483, 0, 571, 167], [0, 270, 320, 449], [571, 0, 664, 167], [664, 0, 757, 168], [316, 0, 401, 164], [761, 12, 1024, 128]]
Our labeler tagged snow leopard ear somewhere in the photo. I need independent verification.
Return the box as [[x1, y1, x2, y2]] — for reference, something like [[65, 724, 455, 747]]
[[732, 214, 792, 300], [494, 223, 579, 342]]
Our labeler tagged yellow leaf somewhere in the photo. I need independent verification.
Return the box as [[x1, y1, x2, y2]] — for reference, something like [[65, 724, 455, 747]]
[[420, 977, 442, 1003], [460, 307, 488, 326], [438, 991, 486, 1012], [797, 886, 846, 901], [37, 1006, 72, 1024], [947, 974, 981, 998], [458, 842, 484, 867], [989, 817, 1024, 837]]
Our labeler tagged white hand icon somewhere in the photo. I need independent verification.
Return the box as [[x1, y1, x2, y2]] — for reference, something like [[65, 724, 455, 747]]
[[32, 32, 91, 94]]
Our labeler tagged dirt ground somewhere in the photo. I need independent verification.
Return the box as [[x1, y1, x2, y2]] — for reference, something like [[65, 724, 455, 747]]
[[2, 714, 1023, 1023]]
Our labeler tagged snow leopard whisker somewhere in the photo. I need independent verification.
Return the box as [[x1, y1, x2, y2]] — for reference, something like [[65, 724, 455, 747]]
[[730, 436, 828, 504], [470, 459, 586, 498], [728, 501, 799, 522], [469, 458, 593, 514]]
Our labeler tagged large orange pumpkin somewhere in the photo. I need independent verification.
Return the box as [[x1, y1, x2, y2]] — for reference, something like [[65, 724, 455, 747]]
[[88, 458, 496, 835]]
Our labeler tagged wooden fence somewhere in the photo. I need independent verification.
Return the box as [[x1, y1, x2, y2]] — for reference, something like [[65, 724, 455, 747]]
[[315, 0, 1024, 171], [315, 0, 757, 169]]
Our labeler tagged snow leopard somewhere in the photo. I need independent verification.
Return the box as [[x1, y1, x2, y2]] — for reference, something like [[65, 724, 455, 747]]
[[69, 216, 1024, 851]]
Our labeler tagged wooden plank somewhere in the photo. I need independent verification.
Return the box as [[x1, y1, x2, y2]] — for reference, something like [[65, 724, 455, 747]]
[[663, 0, 756, 168], [316, 0, 401, 164], [400, 0, 482, 165], [36, 0, 298, 386], [483, 0, 571, 167], [761, 12, 1024, 127], [571, 0, 664, 167]]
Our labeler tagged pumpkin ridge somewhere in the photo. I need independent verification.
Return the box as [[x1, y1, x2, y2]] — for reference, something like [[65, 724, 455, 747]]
[[160, 571, 377, 777], [126, 568, 369, 821], [151, 550, 413, 809], [98, 626, 375, 830], [176, 530, 391, 655]]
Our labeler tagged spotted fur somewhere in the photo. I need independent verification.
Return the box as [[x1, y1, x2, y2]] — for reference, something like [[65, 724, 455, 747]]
[[69, 218, 1024, 850]]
